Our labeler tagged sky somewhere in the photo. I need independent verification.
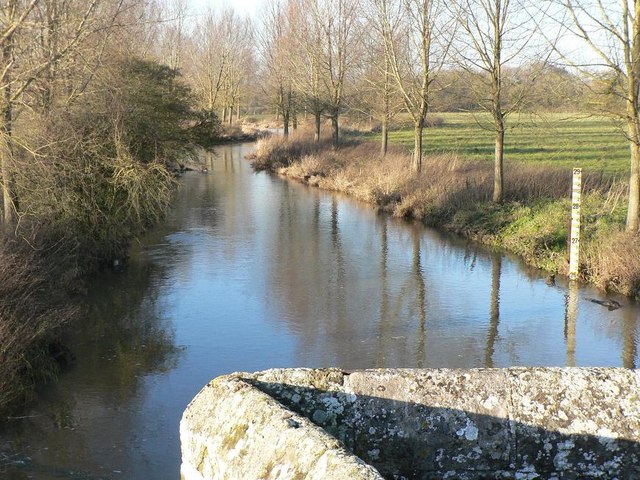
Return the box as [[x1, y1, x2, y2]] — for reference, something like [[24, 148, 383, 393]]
[[187, 0, 268, 18], [181, 0, 602, 70]]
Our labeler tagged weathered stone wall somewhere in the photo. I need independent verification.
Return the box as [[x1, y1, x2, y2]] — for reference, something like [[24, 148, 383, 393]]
[[180, 372, 383, 480], [181, 368, 640, 480]]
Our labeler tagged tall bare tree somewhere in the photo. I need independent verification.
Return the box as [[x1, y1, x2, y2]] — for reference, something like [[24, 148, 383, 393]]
[[453, 0, 545, 203], [158, 0, 188, 70], [0, 0, 118, 225], [259, 1, 296, 136], [360, 5, 404, 156], [288, 0, 326, 140], [188, 8, 252, 123], [307, 0, 361, 146], [0, 0, 39, 225], [373, 0, 454, 171], [190, 8, 231, 113], [224, 16, 253, 124]]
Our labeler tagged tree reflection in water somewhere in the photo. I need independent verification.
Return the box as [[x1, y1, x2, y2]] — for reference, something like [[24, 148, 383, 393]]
[[485, 255, 502, 368]]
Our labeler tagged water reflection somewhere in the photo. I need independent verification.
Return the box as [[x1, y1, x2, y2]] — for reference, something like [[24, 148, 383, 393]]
[[376, 217, 390, 366], [1, 142, 639, 479], [412, 229, 427, 368], [485, 255, 502, 368], [564, 283, 578, 367], [260, 174, 640, 369], [622, 308, 638, 368]]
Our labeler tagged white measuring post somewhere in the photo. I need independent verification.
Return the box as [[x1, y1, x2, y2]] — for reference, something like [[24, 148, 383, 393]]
[[569, 168, 582, 281]]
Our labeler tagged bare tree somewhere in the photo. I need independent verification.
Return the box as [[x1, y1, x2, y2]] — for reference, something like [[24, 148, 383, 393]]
[[373, 0, 454, 171], [360, 5, 404, 156], [453, 0, 546, 203], [0, 0, 119, 225], [288, 0, 326, 141], [188, 8, 252, 123], [158, 0, 188, 70], [0, 0, 39, 225], [190, 8, 233, 113], [306, 0, 361, 146], [259, 1, 296, 135], [548, 0, 640, 232], [224, 16, 253, 124]]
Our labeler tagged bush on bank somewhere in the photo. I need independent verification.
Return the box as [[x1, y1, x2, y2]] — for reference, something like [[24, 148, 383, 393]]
[[252, 133, 640, 298], [0, 57, 217, 415]]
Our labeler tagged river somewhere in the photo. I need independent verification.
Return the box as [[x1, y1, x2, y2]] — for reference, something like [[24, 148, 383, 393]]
[[1, 142, 638, 479]]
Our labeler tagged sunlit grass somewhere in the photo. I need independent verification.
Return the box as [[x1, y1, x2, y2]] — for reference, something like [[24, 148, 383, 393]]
[[367, 113, 630, 176]]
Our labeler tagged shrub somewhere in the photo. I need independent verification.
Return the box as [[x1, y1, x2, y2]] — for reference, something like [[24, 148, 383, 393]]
[[0, 232, 78, 412], [0, 56, 192, 413], [584, 231, 640, 297]]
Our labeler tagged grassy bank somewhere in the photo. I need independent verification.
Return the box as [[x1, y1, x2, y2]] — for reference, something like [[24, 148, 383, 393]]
[[250, 132, 640, 298]]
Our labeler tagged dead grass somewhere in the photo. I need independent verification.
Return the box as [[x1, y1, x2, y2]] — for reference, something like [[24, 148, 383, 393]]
[[584, 231, 640, 297], [271, 139, 615, 219], [252, 136, 639, 297], [251, 129, 334, 171]]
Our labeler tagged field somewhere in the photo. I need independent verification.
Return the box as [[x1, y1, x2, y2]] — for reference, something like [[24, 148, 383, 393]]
[[362, 113, 630, 176]]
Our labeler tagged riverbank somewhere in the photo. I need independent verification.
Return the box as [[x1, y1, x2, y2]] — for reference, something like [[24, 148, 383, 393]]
[[168, 125, 271, 173], [216, 124, 272, 144], [0, 160, 175, 417], [249, 134, 640, 298], [0, 123, 271, 419]]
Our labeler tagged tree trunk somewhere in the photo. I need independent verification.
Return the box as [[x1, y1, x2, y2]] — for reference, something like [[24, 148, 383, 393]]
[[627, 131, 640, 232], [627, 1, 640, 233], [0, 133, 15, 226], [412, 122, 423, 172], [293, 109, 298, 130], [493, 120, 505, 203], [331, 115, 339, 147], [283, 112, 290, 138], [1, 33, 16, 226], [382, 55, 390, 157], [236, 102, 240, 120], [381, 116, 389, 157], [314, 111, 321, 142], [0, 104, 16, 225], [485, 255, 502, 368], [228, 106, 233, 125]]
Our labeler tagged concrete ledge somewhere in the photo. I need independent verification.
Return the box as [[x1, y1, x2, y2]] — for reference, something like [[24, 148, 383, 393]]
[[180, 368, 640, 479]]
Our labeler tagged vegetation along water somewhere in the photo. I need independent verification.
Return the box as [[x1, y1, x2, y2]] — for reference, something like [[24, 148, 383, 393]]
[[2, 0, 640, 478]]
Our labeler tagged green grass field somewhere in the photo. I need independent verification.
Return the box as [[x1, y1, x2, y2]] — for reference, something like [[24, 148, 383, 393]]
[[369, 113, 630, 176]]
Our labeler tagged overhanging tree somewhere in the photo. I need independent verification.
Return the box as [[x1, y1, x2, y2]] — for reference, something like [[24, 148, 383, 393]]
[[548, 0, 640, 232]]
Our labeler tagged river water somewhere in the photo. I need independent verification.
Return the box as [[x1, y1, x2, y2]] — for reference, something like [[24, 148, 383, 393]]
[[1, 142, 638, 479]]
